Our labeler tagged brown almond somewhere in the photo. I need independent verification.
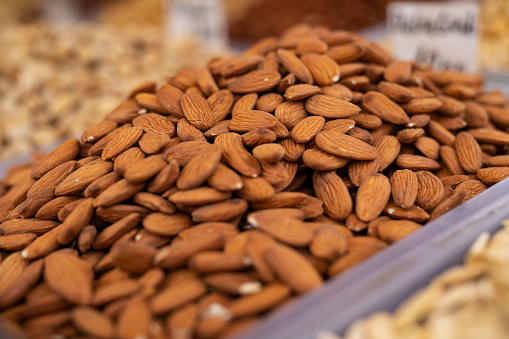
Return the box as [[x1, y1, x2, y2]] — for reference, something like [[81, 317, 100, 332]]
[[31, 139, 81, 179], [415, 171, 446, 211], [156, 84, 185, 118], [384, 200, 430, 223], [395, 154, 441, 171], [196, 66, 219, 96], [57, 198, 95, 245], [28, 161, 76, 196], [313, 171, 352, 221], [302, 148, 350, 171], [265, 243, 323, 293], [228, 70, 281, 93], [214, 133, 261, 178], [227, 283, 290, 318], [102, 127, 143, 160], [284, 84, 322, 101], [362, 91, 409, 125], [383, 60, 412, 83], [378, 220, 422, 243], [151, 278, 207, 315], [476, 167, 509, 185], [309, 224, 348, 261], [377, 81, 415, 102], [71, 306, 114, 339], [117, 297, 151, 339], [390, 169, 418, 209], [142, 213, 192, 237], [305, 94, 360, 119], [440, 145, 465, 175], [415, 137, 440, 160], [192, 199, 248, 223], [55, 159, 113, 195], [316, 130, 379, 160], [230, 110, 278, 132], [94, 179, 145, 207], [373, 135, 401, 171], [135, 93, 169, 114], [356, 174, 391, 222], [301, 53, 340, 86], [114, 147, 146, 176], [347, 156, 381, 186], [181, 92, 214, 131], [247, 209, 312, 247], [326, 43, 366, 63], [277, 49, 313, 84], [454, 131, 483, 173], [176, 145, 222, 190], [44, 250, 93, 304]]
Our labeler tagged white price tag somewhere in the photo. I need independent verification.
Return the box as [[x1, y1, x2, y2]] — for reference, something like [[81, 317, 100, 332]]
[[165, 0, 228, 49], [387, 1, 479, 72]]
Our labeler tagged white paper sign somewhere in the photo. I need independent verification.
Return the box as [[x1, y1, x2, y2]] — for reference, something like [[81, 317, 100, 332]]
[[165, 0, 228, 49], [387, 1, 479, 72]]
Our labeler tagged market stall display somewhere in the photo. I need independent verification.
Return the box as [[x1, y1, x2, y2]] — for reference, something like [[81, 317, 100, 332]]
[[1, 22, 509, 339]]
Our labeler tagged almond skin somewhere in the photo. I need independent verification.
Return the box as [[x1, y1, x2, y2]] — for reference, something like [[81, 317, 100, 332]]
[[356, 174, 391, 222], [390, 169, 418, 209], [265, 243, 323, 294], [362, 91, 409, 125], [313, 171, 352, 221], [454, 131, 483, 173], [316, 130, 379, 160]]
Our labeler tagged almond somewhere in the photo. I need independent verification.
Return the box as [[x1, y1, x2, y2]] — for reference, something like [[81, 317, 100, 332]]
[[214, 133, 261, 178], [362, 91, 409, 125], [301, 53, 340, 86], [291, 116, 325, 143], [55, 159, 113, 195], [102, 127, 143, 160], [31, 139, 81, 179], [390, 169, 418, 209], [454, 131, 483, 173], [181, 92, 214, 131], [476, 167, 509, 185], [313, 171, 352, 221], [316, 129, 379, 160], [415, 171, 446, 211], [44, 250, 93, 304], [305, 94, 361, 119], [228, 70, 281, 93], [378, 220, 422, 243], [156, 84, 185, 118], [356, 174, 391, 222], [277, 49, 313, 84], [265, 243, 322, 293]]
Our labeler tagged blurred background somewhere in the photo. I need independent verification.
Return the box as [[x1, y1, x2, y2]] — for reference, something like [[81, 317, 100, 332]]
[[0, 0, 508, 162]]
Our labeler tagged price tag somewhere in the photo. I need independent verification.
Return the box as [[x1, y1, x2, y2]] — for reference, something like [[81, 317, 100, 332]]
[[165, 0, 229, 49], [387, 1, 479, 72]]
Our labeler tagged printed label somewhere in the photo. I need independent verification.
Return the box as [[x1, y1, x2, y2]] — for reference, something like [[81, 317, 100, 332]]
[[166, 0, 228, 49], [387, 2, 479, 72]]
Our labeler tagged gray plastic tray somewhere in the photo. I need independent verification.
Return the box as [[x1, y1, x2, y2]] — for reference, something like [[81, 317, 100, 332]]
[[233, 177, 509, 339]]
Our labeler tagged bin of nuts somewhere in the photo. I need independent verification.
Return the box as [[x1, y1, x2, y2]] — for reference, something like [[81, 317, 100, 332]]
[[0, 23, 224, 160], [1, 23, 509, 339], [335, 220, 509, 339]]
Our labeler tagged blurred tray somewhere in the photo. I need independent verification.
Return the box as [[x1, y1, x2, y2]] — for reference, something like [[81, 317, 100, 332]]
[[234, 177, 509, 339]]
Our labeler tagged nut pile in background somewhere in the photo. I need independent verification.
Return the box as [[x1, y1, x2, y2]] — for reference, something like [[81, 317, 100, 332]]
[[0, 23, 224, 159], [1, 23, 509, 339], [331, 221, 509, 339]]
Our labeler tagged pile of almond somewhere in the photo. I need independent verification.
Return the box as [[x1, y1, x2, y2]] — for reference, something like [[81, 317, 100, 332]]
[[1, 23, 509, 339]]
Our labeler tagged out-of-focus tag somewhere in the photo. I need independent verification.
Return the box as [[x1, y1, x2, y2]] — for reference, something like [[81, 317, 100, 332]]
[[387, 1, 479, 72], [43, 0, 79, 25], [165, 0, 229, 50]]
